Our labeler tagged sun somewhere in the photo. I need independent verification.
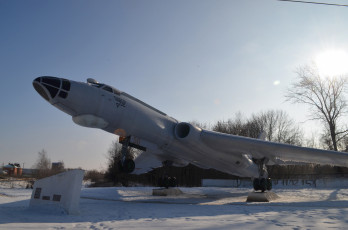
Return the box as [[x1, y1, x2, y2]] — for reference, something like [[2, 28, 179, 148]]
[[315, 50, 348, 77]]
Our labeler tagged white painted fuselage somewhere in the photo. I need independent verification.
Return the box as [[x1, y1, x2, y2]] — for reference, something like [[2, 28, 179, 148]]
[[33, 76, 348, 178]]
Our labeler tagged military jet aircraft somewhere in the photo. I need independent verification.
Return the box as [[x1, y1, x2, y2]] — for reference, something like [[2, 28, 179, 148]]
[[33, 76, 348, 191]]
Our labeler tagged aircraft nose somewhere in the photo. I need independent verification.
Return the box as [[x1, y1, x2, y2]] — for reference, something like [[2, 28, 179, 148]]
[[33, 77, 41, 83], [33, 76, 71, 102]]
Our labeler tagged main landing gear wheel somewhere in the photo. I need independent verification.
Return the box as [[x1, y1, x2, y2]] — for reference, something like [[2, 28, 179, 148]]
[[252, 157, 272, 192], [253, 178, 272, 192], [158, 176, 177, 188]]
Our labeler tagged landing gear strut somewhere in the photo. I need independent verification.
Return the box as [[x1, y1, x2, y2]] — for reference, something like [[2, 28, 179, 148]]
[[158, 176, 177, 188], [119, 136, 135, 173], [158, 160, 178, 188], [252, 157, 272, 192]]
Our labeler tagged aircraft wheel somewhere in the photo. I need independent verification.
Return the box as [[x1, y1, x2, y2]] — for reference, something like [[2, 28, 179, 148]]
[[122, 159, 135, 173], [164, 177, 170, 189], [253, 178, 260, 191], [159, 176, 177, 188], [266, 178, 272, 191], [158, 176, 169, 188], [169, 177, 177, 187], [260, 178, 267, 192], [253, 178, 268, 192]]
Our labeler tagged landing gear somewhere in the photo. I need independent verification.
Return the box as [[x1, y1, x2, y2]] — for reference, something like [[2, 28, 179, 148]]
[[117, 135, 147, 173], [157, 161, 178, 188], [118, 136, 135, 173], [253, 178, 272, 192], [158, 176, 177, 188], [252, 157, 272, 192], [119, 159, 135, 173]]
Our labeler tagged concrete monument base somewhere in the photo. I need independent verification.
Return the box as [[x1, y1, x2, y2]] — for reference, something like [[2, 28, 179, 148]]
[[246, 191, 280, 202], [152, 188, 183, 196], [29, 169, 84, 214]]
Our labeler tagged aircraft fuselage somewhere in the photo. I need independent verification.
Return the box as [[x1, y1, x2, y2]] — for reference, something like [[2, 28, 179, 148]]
[[33, 76, 260, 178]]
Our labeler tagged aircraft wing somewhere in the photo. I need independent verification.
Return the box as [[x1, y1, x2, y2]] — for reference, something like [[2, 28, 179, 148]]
[[133, 150, 189, 175], [200, 129, 348, 167], [133, 152, 163, 175], [134, 122, 348, 178]]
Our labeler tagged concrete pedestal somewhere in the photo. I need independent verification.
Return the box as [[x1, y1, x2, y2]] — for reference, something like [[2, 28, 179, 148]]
[[246, 191, 280, 202], [29, 169, 84, 214], [152, 188, 183, 196]]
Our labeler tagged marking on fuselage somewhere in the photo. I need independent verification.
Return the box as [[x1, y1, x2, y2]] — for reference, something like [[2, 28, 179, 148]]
[[114, 96, 126, 108]]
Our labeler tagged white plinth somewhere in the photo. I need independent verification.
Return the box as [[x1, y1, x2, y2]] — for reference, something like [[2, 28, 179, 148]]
[[246, 191, 280, 202], [29, 169, 84, 214], [152, 188, 183, 196]]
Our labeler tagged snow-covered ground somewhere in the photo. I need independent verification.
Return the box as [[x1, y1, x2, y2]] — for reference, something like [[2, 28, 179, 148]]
[[1, 180, 348, 229]]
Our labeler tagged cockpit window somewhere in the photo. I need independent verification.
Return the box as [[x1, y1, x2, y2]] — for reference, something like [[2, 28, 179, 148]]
[[113, 88, 121, 95], [62, 80, 71, 91], [45, 85, 59, 98], [102, 86, 113, 93], [89, 82, 101, 88], [42, 77, 61, 88], [89, 80, 122, 96]]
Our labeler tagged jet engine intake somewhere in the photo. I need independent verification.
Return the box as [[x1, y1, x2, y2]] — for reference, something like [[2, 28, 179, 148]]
[[174, 122, 202, 142]]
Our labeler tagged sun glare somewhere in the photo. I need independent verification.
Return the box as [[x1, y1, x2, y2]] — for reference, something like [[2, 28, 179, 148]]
[[315, 50, 348, 77]]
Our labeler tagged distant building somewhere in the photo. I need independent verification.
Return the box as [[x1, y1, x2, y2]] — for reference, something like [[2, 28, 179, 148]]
[[52, 162, 64, 171], [22, 168, 38, 175], [3, 163, 22, 176]]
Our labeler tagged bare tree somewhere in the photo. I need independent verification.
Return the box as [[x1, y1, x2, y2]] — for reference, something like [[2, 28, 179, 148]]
[[32, 149, 51, 178], [105, 141, 123, 182], [212, 110, 303, 145], [305, 132, 320, 149], [213, 112, 250, 137], [189, 120, 209, 130], [286, 64, 348, 151], [252, 110, 303, 145], [33, 149, 51, 170], [104, 140, 138, 183]]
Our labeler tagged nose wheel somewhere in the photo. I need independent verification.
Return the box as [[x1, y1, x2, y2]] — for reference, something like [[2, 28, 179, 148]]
[[118, 159, 135, 173], [119, 136, 135, 173]]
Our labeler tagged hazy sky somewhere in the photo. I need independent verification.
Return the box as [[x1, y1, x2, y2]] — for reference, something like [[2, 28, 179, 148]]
[[1, 0, 348, 170]]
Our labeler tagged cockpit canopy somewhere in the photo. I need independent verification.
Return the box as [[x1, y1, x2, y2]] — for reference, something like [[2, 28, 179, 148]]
[[87, 78, 122, 95]]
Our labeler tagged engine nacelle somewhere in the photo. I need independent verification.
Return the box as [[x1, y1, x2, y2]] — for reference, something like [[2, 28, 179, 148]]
[[174, 122, 202, 144], [72, 114, 109, 128]]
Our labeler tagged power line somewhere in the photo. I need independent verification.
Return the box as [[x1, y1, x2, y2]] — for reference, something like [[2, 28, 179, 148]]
[[278, 0, 348, 7]]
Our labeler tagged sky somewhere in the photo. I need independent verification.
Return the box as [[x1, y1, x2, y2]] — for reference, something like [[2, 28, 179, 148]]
[[1, 0, 348, 170]]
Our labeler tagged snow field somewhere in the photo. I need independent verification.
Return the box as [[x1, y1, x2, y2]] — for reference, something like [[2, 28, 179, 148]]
[[1, 181, 348, 229]]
